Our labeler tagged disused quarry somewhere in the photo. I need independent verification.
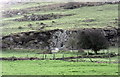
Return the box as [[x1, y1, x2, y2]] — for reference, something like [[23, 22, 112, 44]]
[[2, 28, 119, 52]]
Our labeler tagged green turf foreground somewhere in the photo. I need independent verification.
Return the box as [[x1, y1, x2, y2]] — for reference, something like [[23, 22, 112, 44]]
[[2, 60, 118, 75]]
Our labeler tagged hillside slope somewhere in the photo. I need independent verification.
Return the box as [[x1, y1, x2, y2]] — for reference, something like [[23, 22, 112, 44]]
[[1, 2, 118, 35]]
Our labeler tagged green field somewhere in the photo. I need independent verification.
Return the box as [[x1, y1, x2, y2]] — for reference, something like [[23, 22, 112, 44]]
[[1, 47, 119, 75], [1, 3, 118, 35], [2, 60, 118, 75], [9, 2, 57, 10], [1, 2, 119, 75], [1, 47, 118, 58]]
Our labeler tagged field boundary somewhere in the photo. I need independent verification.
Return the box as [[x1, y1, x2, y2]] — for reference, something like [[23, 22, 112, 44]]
[[0, 54, 118, 60]]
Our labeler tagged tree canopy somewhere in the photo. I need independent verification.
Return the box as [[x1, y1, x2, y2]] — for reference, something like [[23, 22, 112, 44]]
[[77, 29, 109, 54]]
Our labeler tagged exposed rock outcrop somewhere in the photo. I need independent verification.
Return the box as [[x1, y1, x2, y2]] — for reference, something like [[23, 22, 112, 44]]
[[2, 28, 119, 50]]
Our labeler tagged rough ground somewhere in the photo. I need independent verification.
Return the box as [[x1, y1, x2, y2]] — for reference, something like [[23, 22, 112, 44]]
[[1, 2, 118, 36]]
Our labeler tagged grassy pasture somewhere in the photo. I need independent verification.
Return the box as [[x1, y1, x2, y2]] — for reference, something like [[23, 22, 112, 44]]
[[1, 49, 77, 58], [1, 2, 119, 75], [1, 3, 118, 35], [1, 47, 119, 63], [1, 47, 118, 58], [9, 2, 57, 10], [1, 48, 119, 75], [1, 38, 119, 75], [2, 60, 118, 75]]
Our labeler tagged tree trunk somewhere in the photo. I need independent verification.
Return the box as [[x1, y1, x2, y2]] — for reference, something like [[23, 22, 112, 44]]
[[94, 51, 98, 55], [88, 50, 93, 62]]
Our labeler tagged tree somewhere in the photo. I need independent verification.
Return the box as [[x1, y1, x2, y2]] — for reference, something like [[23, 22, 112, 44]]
[[66, 32, 77, 51], [77, 29, 109, 54]]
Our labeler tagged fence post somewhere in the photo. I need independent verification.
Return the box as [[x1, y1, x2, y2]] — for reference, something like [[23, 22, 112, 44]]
[[62, 53, 64, 60], [108, 49, 111, 64], [77, 52, 79, 62], [45, 54, 47, 59], [53, 54, 55, 60], [26, 54, 29, 58], [43, 54, 44, 60]]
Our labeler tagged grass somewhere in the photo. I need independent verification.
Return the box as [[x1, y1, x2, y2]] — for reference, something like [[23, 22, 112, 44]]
[[2, 60, 118, 75], [1, 45, 119, 75], [1, 47, 119, 63], [1, 47, 118, 58], [4, 2, 57, 10], [1, 49, 77, 58], [1, 2, 119, 75], [1, 3, 118, 35]]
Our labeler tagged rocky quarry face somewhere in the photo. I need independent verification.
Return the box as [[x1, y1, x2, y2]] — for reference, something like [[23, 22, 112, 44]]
[[2, 28, 119, 51]]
